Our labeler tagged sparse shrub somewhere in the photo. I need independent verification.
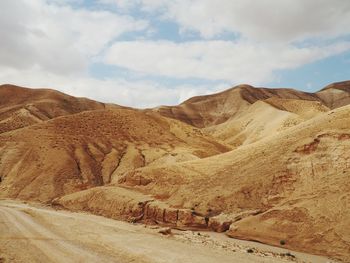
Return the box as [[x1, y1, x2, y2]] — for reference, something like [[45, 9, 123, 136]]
[[280, 239, 286, 245], [246, 248, 254, 253]]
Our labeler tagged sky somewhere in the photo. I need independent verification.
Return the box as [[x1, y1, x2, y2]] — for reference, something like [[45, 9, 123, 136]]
[[0, 0, 350, 108]]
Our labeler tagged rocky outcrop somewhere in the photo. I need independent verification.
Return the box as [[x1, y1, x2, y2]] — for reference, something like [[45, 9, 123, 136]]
[[54, 186, 230, 231]]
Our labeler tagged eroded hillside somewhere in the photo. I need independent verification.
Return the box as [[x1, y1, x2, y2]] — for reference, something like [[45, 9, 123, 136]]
[[0, 108, 230, 201], [1, 82, 350, 261], [0, 84, 107, 134], [154, 81, 350, 147], [59, 104, 350, 261]]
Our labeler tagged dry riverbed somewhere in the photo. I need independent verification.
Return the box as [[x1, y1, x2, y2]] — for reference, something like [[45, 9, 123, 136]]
[[0, 199, 339, 263]]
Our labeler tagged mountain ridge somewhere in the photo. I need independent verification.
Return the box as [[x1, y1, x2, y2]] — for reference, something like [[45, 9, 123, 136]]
[[153, 81, 350, 129]]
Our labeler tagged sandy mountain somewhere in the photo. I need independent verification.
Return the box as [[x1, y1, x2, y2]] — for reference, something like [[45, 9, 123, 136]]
[[154, 81, 350, 147], [153, 84, 320, 128], [205, 98, 329, 147], [0, 84, 106, 134], [1, 83, 350, 261], [0, 106, 230, 201], [61, 103, 350, 261], [316, 80, 350, 109]]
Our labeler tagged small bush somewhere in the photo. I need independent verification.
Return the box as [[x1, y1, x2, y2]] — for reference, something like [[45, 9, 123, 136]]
[[246, 248, 254, 253], [280, 239, 286, 245]]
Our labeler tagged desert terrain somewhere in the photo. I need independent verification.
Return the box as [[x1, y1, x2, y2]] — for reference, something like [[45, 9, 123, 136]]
[[0, 200, 335, 263], [1, 81, 350, 262]]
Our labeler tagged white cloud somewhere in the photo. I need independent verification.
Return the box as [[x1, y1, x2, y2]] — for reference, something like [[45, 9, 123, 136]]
[[98, 0, 350, 92], [0, 0, 148, 75], [0, 0, 349, 108], [104, 40, 350, 84], [112, 0, 350, 42]]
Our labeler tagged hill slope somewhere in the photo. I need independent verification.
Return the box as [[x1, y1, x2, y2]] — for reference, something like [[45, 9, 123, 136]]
[[153, 84, 320, 128], [1, 82, 350, 261], [0, 107, 230, 201], [0, 84, 107, 134], [100, 104, 349, 261], [154, 81, 350, 147]]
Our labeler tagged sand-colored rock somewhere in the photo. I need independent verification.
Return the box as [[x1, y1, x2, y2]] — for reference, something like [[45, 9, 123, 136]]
[[54, 186, 212, 230], [2, 200, 333, 263], [128, 105, 350, 261], [1, 82, 350, 261]]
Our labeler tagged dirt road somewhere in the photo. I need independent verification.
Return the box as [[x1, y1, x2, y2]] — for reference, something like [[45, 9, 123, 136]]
[[0, 200, 337, 263]]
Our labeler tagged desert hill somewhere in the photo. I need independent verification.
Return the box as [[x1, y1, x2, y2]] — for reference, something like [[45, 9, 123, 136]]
[[0, 84, 107, 134], [317, 80, 350, 109], [0, 107, 230, 201], [1, 82, 350, 261], [205, 98, 329, 146], [152, 84, 318, 128], [154, 81, 350, 128], [59, 103, 350, 261], [154, 81, 350, 147]]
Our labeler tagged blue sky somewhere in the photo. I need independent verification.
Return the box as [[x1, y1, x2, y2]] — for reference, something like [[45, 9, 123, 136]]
[[0, 0, 349, 107], [270, 50, 350, 91]]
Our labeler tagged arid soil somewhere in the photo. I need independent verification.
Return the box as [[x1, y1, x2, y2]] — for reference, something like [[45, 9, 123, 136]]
[[1, 82, 350, 262], [0, 200, 336, 263]]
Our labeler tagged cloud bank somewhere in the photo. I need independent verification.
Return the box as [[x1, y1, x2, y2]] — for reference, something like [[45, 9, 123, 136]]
[[0, 0, 349, 107]]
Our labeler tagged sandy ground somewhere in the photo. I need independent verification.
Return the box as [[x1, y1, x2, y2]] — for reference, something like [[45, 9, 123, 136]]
[[0, 199, 338, 263]]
